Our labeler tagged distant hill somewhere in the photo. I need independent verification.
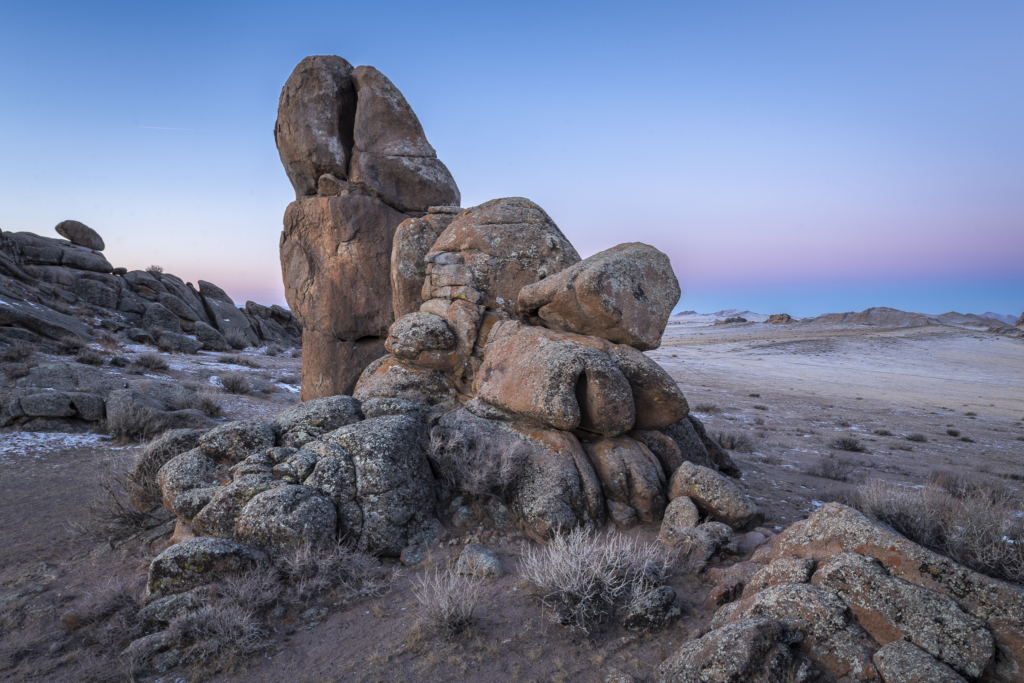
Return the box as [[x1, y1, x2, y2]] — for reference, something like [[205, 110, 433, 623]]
[[671, 306, 1020, 330], [979, 312, 1017, 324]]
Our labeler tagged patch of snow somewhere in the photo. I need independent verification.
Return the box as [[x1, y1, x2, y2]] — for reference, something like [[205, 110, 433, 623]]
[[276, 383, 300, 394], [0, 432, 119, 464]]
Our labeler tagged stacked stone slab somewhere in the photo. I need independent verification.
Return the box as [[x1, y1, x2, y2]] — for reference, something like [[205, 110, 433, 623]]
[[276, 56, 460, 399]]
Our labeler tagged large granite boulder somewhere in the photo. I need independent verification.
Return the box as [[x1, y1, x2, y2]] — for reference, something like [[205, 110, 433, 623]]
[[146, 537, 264, 597], [668, 462, 763, 531], [518, 242, 680, 351], [273, 395, 363, 448], [55, 220, 105, 251], [426, 198, 580, 315]]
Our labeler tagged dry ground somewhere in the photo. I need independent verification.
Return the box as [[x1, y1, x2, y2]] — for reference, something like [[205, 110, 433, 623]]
[[1, 321, 1021, 682]]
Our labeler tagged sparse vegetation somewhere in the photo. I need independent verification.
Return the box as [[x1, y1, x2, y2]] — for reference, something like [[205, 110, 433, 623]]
[[858, 479, 1023, 585], [809, 452, 858, 481], [219, 354, 261, 369], [220, 371, 251, 395], [276, 373, 300, 385], [520, 528, 678, 634], [133, 352, 169, 372], [0, 341, 34, 362], [413, 561, 481, 639], [265, 343, 284, 356], [290, 348, 302, 358], [961, 435, 975, 443], [224, 329, 250, 350], [830, 436, 864, 453], [58, 334, 86, 354], [83, 454, 167, 540], [693, 402, 719, 414], [76, 347, 105, 366], [752, 404, 769, 411], [104, 403, 165, 442], [748, 393, 760, 398], [872, 428, 893, 436], [905, 433, 927, 443], [429, 420, 529, 498], [145, 264, 164, 275], [110, 354, 130, 367], [946, 428, 961, 437], [712, 432, 754, 453]]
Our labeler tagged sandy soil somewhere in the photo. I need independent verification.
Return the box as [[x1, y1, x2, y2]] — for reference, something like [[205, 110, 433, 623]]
[[1, 321, 1021, 682]]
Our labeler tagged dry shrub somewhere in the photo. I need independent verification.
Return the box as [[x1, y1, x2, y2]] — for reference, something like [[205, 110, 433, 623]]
[[809, 453, 858, 482], [218, 353, 261, 369], [220, 371, 251, 395], [167, 386, 223, 417], [224, 329, 250, 350], [429, 420, 529, 498], [59, 335, 87, 354], [946, 428, 961, 437], [520, 528, 677, 634], [76, 347, 105, 366], [145, 265, 164, 275], [873, 428, 893, 436], [264, 343, 284, 356], [858, 479, 1024, 585], [84, 454, 167, 539], [290, 348, 302, 358], [905, 433, 927, 443], [165, 604, 265, 663], [712, 432, 754, 453], [0, 341, 34, 362], [279, 541, 400, 602], [413, 561, 481, 639], [830, 436, 864, 452], [133, 352, 169, 371], [104, 403, 165, 443], [693, 402, 719, 414], [276, 373, 300, 385]]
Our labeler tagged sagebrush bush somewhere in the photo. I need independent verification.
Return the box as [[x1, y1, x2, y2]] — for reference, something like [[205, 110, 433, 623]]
[[0, 341, 34, 363], [264, 343, 284, 356], [712, 432, 754, 453], [429, 420, 529, 498], [104, 403, 165, 443], [873, 428, 893, 436], [693, 403, 719, 414], [87, 455, 164, 538], [133, 352, 169, 371], [58, 335, 86, 354], [413, 561, 481, 639], [858, 479, 1023, 585], [76, 347, 105, 366], [219, 354, 261, 369], [905, 433, 927, 443], [276, 373, 300, 385], [830, 436, 864, 453], [946, 428, 961, 437], [224, 329, 250, 350], [290, 348, 302, 358], [520, 528, 677, 634], [220, 371, 251, 395], [145, 265, 164, 275], [810, 453, 858, 481]]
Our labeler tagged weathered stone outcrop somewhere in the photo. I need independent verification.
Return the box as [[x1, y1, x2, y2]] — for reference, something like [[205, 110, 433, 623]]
[[668, 462, 763, 531]]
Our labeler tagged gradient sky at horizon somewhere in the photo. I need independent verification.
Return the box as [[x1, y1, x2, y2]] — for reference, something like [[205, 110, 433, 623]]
[[1, 1, 1021, 318]]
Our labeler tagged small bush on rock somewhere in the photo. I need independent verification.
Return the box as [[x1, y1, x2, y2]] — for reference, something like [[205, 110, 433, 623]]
[[413, 561, 481, 639], [429, 420, 530, 498], [0, 342, 34, 363], [76, 347, 105, 366], [220, 371, 251, 395], [520, 528, 676, 634], [145, 265, 164, 275]]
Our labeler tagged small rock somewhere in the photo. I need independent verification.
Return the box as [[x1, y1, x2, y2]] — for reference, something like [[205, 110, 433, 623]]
[[457, 544, 503, 578], [658, 496, 699, 548], [146, 537, 264, 597], [400, 544, 427, 567], [622, 585, 680, 631], [607, 500, 638, 529]]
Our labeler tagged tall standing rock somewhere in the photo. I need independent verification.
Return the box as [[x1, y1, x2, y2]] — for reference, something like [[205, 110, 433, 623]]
[[275, 56, 357, 199], [276, 56, 462, 399]]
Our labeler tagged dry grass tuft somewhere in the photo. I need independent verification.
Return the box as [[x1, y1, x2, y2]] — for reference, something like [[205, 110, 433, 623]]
[[413, 561, 481, 639], [224, 330, 251, 350], [219, 354, 261, 369], [872, 428, 893, 436], [712, 432, 755, 453], [76, 347, 105, 366], [429, 420, 530, 498], [133, 352, 169, 372], [693, 402, 719, 414], [520, 528, 678, 634], [858, 479, 1024, 585], [279, 541, 401, 601], [905, 433, 927, 443], [220, 371, 251, 395], [103, 403, 165, 443], [0, 341, 34, 363], [830, 436, 865, 452], [809, 452, 858, 481]]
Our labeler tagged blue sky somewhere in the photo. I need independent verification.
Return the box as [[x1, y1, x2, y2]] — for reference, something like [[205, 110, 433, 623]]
[[1, 1, 1021, 317]]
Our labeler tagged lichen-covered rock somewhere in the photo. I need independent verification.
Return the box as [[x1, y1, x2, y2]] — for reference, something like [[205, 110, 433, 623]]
[[712, 583, 880, 682], [457, 544, 503, 578], [318, 414, 439, 556], [146, 537, 264, 597], [668, 462, 763, 531], [656, 617, 813, 683], [518, 242, 680, 351], [582, 436, 666, 522], [156, 449, 228, 516], [658, 496, 700, 547], [658, 418, 718, 471], [427, 198, 580, 315], [273, 395, 363, 448], [128, 429, 207, 508], [234, 485, 337, 558], [476, 321, 634, 435], [622, 585, 680, 631], [384, 311, 456, 361], [143, 302, 182, 335], [198, 420, 277, 464], [671, 521, 734, 571], [608, 344, 689, 429], [190, 475, 278, 539], [813, 552, 993, 679], [872, 640, 967, 683], [772, 502, 1024, 681], [353, 355, 459, 407], [745, 557, 816, 595], [172, 487, 221, 522]]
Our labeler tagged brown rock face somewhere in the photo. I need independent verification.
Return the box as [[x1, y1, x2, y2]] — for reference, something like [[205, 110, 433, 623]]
[[55, 220, 104, 251], [349, 66, 459, 212], [275, 56, 357, 198], [582, 436, 666, 522], [429, 198, 580, 315], [476, 321, 634, 435], [608, 344, 688, 429], [390, 212, 457, 319], [771, 502, 1024, 681], [518, 242, 680, 351], [300, 329, 385, 399]]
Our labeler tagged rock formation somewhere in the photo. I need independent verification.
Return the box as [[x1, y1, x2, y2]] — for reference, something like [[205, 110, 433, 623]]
[[0, 222, 301, 432], [276, 56, 460, 399]]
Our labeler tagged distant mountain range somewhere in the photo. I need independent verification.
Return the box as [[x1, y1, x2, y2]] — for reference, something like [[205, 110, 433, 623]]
[[672, 306, 1023, 329]]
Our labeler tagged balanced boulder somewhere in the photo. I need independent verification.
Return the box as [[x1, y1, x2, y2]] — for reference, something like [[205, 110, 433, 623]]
[[55, 220, 105, 251]]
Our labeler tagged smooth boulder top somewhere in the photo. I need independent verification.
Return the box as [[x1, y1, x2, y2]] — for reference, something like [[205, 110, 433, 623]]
[[55, 220, 105, 251]]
